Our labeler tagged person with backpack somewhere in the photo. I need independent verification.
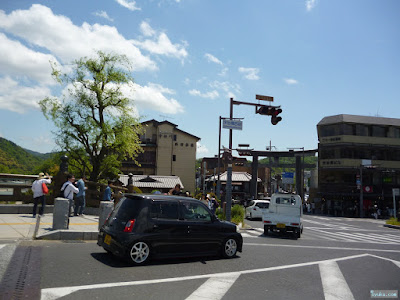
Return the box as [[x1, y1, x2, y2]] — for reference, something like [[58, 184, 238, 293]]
[[31, 172, 51, 217], [61, 174, 79, 217]]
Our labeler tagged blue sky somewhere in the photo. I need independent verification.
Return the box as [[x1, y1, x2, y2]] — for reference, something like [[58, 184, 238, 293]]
[[0, 0, 399, 158]]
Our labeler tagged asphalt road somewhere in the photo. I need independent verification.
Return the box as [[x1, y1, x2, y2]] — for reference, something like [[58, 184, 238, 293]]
[[1, 215, 399, 300]]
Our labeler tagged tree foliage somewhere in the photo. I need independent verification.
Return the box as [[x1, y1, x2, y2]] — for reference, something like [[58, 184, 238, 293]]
[[39, 51, 143, 181]]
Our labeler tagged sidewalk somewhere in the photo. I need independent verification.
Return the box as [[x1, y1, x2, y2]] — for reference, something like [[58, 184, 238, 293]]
[[0, 213, 99, 241]]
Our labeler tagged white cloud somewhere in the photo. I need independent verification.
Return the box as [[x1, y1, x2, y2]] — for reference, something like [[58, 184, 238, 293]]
[[115, 0, 141, 11], [133, 32, 188, 60], [306, 0, 317, 11], [219, 67, 228, 77], [129, 82, 184, 114], [0, 33, 57, 86], [284, 78, 299, 85], [197, 142, 209, 155], [238, 67, 260, 80], [209, 81, 241, 99], [93, 11, 114, 22], [0, 76, 51, 113], [0, 4, 156, 71], [140, 21, 156, 37], [204, 53, 223, 65], [189, 89, 219, 99]]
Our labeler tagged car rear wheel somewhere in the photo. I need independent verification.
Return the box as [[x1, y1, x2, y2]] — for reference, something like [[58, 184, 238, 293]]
[[129, 241, 150, 265], [222, 238, 237, 258]]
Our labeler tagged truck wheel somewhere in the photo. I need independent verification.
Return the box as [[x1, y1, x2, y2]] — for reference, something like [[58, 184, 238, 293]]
[[295, 229, 301, 239], [264, 226, 269, 236]]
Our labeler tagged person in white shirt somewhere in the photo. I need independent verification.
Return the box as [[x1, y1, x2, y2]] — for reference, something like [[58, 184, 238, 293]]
[[61, 174, 79, 217], [31, 172, 51, 217]]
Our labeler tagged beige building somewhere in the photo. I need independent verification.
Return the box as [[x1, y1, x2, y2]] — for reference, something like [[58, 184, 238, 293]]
[[121, 120, 200, 194], [317, 114, 400, 217]]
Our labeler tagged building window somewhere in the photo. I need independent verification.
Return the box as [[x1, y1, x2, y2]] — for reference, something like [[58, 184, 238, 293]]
[[355, 124, 368, 136], [186, 143, 188, 147], [191, 143, 194, 147], [173, 135, 177, 141], [180, 143, 183, 146], [173, 155, 176, 161], [371, 126, 386, 137], [175, 142, 178, 146]]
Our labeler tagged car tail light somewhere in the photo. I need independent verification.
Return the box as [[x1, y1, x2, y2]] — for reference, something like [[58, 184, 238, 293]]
[[124, 219, 136, 232], [253, 208, 257, 211], [264, 220, 271, 224], [291, 223, 299, 226]]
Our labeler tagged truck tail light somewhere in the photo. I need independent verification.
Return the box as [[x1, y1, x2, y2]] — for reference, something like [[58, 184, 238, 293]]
[[291, 223, 299, 226], [264, 220, 271, 224], [124, 219, 136, 232]]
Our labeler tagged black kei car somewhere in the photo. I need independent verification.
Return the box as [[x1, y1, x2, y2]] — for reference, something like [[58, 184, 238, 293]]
[[98, 194, 243, 265]]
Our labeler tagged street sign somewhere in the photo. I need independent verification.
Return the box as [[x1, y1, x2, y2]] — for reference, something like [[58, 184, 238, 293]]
[[223, 119, 243, 130], [256, 94, 274, 101], [282, 172, 294, 184], [393, 188, 400, 196]]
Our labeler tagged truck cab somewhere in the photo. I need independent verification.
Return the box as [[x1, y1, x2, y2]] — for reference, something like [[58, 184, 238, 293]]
[[262, 193, 303, 238]]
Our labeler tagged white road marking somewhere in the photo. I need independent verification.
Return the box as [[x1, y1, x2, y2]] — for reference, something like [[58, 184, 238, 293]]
[[348, 232, 400, 244], [319, 261, 355, 300], [368, 254, 400, 268], [244, 242, 400, 253], [185, 273, 240, 300], [0, 244, 7, 250], [40, 253, 373, 300]]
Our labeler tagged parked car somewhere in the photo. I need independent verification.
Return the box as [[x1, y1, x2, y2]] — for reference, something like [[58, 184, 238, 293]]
[[245, 200, 270, 220], [98, 194, 243, 265]]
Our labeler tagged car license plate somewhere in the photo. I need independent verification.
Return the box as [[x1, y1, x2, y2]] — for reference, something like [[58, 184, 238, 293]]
[[276, 223, 286, 229], [104, 234, 111, 245]]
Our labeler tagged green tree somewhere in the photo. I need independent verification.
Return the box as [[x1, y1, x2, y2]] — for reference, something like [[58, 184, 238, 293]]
[[39, 51, 143, 181]]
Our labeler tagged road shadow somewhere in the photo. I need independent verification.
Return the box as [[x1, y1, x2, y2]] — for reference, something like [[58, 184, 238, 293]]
[[91, 251, 241, 268]]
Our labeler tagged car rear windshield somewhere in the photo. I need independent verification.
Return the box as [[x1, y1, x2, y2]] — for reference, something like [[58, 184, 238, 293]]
[[256, 202, 269, 209], [111, 197, 144, 221]]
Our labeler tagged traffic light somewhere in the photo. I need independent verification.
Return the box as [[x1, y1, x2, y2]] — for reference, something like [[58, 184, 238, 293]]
[[271, 108, 282, 125], [256, 105, 282, 125]]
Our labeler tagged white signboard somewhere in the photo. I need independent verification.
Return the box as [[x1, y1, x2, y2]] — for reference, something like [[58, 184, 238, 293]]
[[393, 188, 400, 196], [223, 119, 243, 131]]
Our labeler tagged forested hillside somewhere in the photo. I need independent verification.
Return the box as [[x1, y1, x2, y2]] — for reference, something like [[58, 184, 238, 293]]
[[0, 137, 51, 174]]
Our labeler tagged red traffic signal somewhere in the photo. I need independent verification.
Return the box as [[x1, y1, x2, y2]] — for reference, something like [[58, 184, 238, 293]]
[[256, 105, 282, 125], [271, 108, 282, 125]]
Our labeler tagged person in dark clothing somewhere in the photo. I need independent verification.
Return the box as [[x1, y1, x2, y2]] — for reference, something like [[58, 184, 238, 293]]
[[169, 184, 182, 195]]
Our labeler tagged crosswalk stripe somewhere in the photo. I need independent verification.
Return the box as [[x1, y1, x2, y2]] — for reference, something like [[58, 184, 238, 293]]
[[353, 232, 400, 244], [307, 229, 355, 242], [186, 273, 240, 300], [319, 261, 355, 300], [0, 244, 7, 250], [335, 232, 383, 244]]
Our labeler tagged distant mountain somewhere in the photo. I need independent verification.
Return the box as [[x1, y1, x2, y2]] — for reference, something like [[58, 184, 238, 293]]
[[0, 137, 51, 174]]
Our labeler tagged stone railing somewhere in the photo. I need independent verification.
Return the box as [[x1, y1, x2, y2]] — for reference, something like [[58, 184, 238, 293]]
[[0, 173, 128, 207]]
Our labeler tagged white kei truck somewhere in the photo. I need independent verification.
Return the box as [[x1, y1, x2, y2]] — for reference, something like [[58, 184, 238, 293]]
[[262, 193, 303, 238]]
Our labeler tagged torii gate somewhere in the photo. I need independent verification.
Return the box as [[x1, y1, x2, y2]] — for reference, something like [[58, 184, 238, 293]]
[[236, 149, 318, 200]]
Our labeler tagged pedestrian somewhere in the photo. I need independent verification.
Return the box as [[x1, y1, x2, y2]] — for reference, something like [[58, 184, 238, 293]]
[[169, 184, 182, 195], [103, 180, 113, 201], [31, 172, 51, 217], [61, 174, 79, 216], [209, 197, 219, 214], [74, 175, 87, 216], [200, 194, 209, 206]]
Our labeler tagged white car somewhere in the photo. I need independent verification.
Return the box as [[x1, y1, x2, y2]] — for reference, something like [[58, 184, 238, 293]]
[[245, 200, 270, 220]]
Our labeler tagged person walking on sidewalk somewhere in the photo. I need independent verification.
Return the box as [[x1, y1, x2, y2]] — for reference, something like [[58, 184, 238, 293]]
[[74, 176, 87, 216], [103, 181, 113, 201], [61, 174, 79, 216], [31, 172, 51, 217]]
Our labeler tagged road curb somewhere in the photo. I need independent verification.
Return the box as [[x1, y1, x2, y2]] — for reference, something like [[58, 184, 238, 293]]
[[383, 224, 400, 230], [36, 230, 98, 240]]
